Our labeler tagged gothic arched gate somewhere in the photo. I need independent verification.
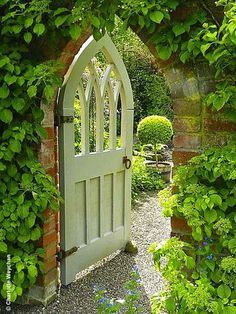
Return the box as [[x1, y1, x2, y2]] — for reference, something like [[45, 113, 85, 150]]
[[58, 34, 134, 285]]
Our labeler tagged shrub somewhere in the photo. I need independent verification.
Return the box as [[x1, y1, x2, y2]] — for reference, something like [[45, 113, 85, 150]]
[[137, 116, 173, 165], [149, 144, 236, 313], [132, 156, 165, 201]]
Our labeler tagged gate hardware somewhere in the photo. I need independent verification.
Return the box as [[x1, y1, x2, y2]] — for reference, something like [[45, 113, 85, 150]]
[[123, 156, 131, 169], [57, 246, 79, 262], [55, 115, 74, 126]]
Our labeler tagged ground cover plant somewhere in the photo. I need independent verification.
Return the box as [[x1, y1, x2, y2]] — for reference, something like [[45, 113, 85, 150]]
[[132, 156, 165, 202], [0, 0, 235, 303], [94, 265, 143, 313], [150, 144, 236, 313]]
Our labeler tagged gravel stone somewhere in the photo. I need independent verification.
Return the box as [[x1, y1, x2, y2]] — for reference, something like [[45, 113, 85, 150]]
[[0, 192, 170, 314]]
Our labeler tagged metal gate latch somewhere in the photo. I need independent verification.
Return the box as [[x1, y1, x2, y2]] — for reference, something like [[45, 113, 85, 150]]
[[57, 246, 79, 262], [123, 156, 131, 169]]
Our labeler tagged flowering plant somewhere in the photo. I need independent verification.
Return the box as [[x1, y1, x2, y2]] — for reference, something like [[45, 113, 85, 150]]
[[94, 266, 143, 313]]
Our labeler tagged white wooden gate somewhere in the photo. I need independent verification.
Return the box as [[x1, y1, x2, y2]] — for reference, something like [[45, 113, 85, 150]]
[[58, 34, 134, 285]]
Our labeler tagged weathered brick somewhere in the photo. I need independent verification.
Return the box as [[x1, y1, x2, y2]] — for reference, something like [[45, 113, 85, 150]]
[[43, 217, 56, 235], [173, 150, 199, 166], [173, 134, 201, 149], [37, 268, 58, 287], [41, 231, 58, 247], [44, 256, 57, 273], [203, 118, 236, 132], [202, 133, 233, 148], [171, 217, 192, 234], [173, 99, 202, 116], [174, 117, 201, 133]]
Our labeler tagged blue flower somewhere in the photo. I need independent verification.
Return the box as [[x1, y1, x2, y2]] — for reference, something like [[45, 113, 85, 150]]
[[207, 255, 213, 260], [137, 279, 142, 284], [198, 246, 202, 250], [106, 303, 112, 307], [99, 297, 108, 303], [203, 241, 208, 246], [133, 265, 139, 271]]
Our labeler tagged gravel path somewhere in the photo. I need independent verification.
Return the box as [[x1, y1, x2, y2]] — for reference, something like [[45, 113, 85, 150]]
[[1, 192, 170, 314]]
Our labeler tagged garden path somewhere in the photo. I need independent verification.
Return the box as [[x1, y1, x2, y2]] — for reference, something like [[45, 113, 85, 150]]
[[3, 192, 170, 314]]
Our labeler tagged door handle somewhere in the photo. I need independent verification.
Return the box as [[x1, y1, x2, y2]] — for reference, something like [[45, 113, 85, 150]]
[[123, 156, 131, 169]]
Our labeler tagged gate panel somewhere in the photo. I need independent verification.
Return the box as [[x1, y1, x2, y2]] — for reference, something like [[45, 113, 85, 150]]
[[58, 34, 134, 285]]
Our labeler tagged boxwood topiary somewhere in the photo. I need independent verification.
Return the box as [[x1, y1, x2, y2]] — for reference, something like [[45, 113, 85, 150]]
[[137, 115, 173, 165]]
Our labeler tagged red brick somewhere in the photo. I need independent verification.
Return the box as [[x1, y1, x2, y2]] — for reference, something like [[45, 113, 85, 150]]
[[173, 150, 199, 165], [171, 217, 192, 234], [203, 118, 236, 132], [37, 268, 58, 286], [174, 117, 201, 133], [43, 217, 56, 234], [173, 134, 201, 149], [41, 231, 58, 247], [173, 99, 201, 116], [44, 127, 55, 139], [44, 256, 57, 273], [44, 242, 57, 258]]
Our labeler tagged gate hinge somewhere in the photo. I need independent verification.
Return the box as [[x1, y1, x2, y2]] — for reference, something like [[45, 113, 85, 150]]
[[55, 115, 74, 126], [57, 246, 79, 262]]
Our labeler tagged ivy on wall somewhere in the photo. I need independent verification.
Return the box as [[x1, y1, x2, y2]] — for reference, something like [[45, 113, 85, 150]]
[[0, 0, 235, 301]]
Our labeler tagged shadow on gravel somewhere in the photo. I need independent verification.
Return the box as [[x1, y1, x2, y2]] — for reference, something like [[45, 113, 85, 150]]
[[0, 252, 151, 314]]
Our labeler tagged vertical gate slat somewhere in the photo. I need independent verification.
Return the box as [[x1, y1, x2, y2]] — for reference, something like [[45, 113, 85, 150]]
[[79, 80, 90, 154], [112, 172, 116, 232], [99, 175, 104, 237], [85, 179, 91, 243]]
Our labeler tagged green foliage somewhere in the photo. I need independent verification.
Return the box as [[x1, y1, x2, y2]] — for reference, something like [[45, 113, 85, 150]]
[[137, 116, 173, 146], [94, 266, 143, 313], [132, 156, 165, 201], [111, 18, 173, 128], [151, 144, 236, 313], [137, 116, 173, 164]]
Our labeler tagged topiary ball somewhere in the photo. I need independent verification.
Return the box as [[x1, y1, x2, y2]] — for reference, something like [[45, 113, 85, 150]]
[[137, 115, 173, 146]]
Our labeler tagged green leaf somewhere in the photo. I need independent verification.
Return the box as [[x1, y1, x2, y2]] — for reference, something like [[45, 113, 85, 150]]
[[27, 85, 37, 98], [69, 24, 82, 40], [27, 213, 36, 228], [210, 194, 222, 206], [217, 284, 231, 299], [0, 85, 10, 99], [156, 45, 172, 61], [24, 17, 34, 28], [91, 16, 100, 28], [192, 227, 203, 241], [172, 23, 186, 36], [4, 73, 17, 85], [54, 15, 69, 28], [31, 227, 41, 241], [200, 43, 211, 55], [12, 97, 26, 112], [0, 162, 6, 171], [18, 234, 30, 243], [35, 125, 48, 139], [24, 32, 33, 44], [7, 164, 17, 177], [0, 56, 10, 68], [0, 109, 13, 123], [149, 11, 164, 24], [28, 265, 38, 278], [0, 241, 7, 252], [186, 256, 195, 269], [166, 0, 179, 9], [204, 210, 217, 224], [22, 173, 33, 186], [33, 23, 45, 36], [44, 85, 54, 100], [9, 139, 21, 153]]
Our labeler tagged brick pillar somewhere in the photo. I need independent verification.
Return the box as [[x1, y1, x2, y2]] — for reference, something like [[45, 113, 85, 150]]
[[26, 99, 59, 305]]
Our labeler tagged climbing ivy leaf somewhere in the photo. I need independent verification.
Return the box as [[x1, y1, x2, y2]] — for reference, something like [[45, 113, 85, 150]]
[[149, 11, 164, 24]]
